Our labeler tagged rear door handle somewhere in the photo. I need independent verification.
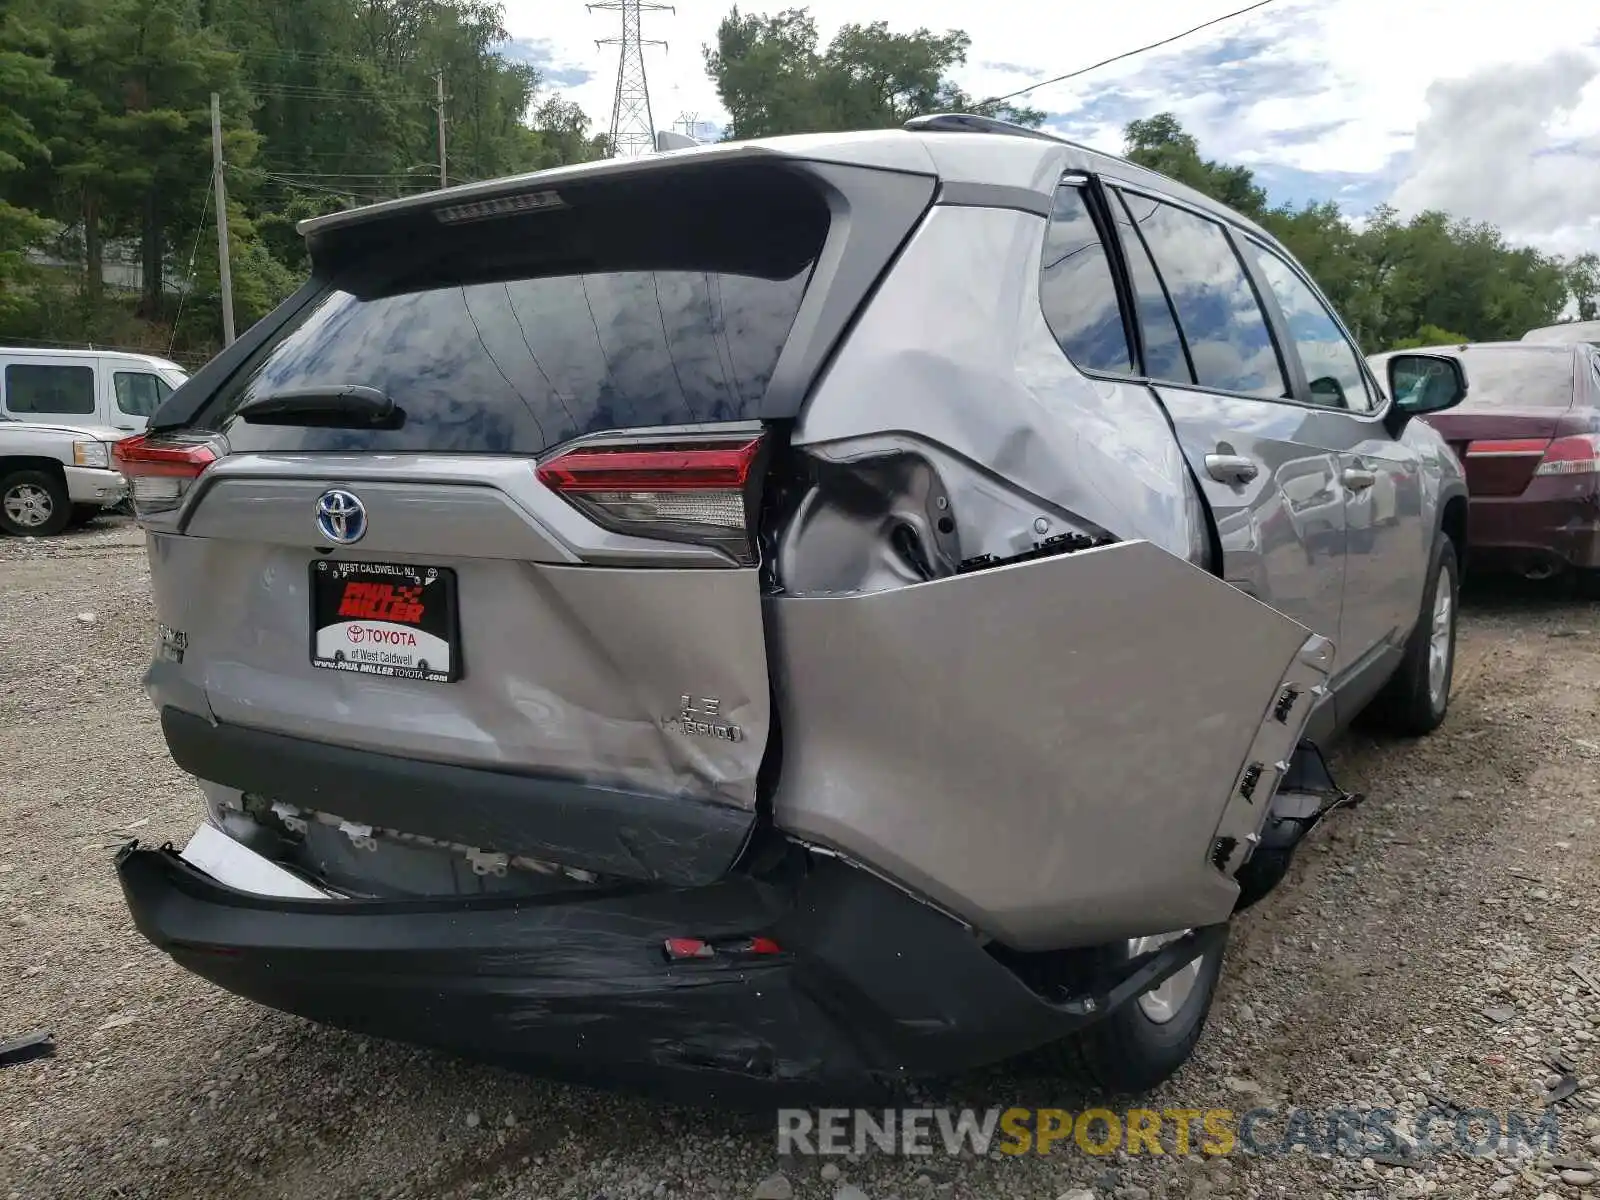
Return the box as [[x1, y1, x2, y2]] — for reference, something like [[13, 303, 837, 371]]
[[1205, 453, 1259, 485], [1342, 467, 1376, 491]]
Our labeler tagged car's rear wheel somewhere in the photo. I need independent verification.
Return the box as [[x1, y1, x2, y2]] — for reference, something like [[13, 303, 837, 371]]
[[0, 468, 71, 537], [1362, 531, 1458, 736], [1039, 927, 1228, 1095]]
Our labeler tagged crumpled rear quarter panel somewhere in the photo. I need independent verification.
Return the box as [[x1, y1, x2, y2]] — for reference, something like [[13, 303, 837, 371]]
[[767, 539, 1320, 950]]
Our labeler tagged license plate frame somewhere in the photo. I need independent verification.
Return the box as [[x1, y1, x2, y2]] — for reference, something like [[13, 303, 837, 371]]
[[309, 559, 461, 683]]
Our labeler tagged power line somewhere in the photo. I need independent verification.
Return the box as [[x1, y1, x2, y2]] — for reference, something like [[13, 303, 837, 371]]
[[228, 163, 483, 201], [231, 46, 373, 64], [250, 84, 434, 104], [264, 170, 451, 180], [168, 169, 216, 355], [976, 0, 1283, 109]]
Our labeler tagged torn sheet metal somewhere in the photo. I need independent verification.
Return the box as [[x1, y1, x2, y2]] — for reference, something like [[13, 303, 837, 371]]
[[1208, 636, 1336, 877], [766, 538, 1326, 951], [770, 436, 1117, 598]]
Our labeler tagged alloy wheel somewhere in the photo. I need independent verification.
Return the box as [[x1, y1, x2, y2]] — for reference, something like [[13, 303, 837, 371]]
[[3, 483, 54, 530], [1128, 931, 1204, 1024]]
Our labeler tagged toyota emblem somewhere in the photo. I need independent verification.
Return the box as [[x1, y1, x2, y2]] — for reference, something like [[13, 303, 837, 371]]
[[314, 489, 367, 545]]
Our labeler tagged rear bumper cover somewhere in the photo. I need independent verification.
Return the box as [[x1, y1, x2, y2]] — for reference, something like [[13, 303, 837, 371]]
[[116, 838, 1223, 1101], [159, 707, 753, 888]]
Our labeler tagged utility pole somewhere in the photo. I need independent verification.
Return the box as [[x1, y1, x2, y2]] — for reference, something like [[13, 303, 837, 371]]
[[210, 92, 236, 347], [435, 70, 447, 189], [589, 0, 673, 157]]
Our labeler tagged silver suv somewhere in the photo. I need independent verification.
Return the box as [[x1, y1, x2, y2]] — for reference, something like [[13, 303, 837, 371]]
[[114, 115, 1470, 1101]]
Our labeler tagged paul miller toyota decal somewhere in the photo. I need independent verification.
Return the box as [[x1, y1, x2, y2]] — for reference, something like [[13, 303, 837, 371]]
[[314, 621, 453, 678]]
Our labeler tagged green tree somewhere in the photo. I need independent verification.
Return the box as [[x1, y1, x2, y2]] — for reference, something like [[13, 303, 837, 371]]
[[1125, 113, 1267, 219], [527, 96, 610, 167], [1565, 253, 1599, 323], [0, 15, 64, 323], [1388, 323, 1470, 350], [0, 0, 606, 358], [705, 6, 1042, 140]]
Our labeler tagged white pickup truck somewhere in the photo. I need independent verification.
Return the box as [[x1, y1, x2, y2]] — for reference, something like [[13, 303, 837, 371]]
[[0, 345, 189, 535], [0, 420, 130, 536]]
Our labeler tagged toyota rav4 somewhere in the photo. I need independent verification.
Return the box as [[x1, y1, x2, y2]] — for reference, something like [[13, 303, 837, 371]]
[[113, 114, 1470, 1102]]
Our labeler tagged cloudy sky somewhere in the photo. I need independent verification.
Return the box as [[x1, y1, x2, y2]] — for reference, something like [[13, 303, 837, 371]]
[[500, 0, 1600, 256]]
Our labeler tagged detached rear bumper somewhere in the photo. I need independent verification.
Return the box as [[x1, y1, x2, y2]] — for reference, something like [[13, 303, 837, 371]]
[[116, 838, 1221, 1103]]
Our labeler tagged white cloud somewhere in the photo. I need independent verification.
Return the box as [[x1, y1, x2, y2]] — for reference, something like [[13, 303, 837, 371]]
[[501, 0, 1600, 251], [1389, 50, 1600, 255]]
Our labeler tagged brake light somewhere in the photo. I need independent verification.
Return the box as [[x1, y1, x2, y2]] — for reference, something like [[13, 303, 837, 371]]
[[1535, 435, 1600, 477], [662, 935, 783, 962], [536, 434, 766, 565], [112, 434, 223, 518], [663, 937, 715, 961]]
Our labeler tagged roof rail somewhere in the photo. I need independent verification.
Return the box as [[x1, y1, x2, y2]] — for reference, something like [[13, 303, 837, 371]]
[[903, 113, 1069, 144]]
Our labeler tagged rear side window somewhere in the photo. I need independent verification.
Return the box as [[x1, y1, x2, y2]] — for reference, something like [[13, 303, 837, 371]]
[[114, 371, 173, 417], [1108, 192, 1192, 384], [1038, 184, 1133, 375], [1120, 192, 1287, 399], [4, 364, 96, 415], [194, 169, 829, 455], [1456, 349, 1576, 408]]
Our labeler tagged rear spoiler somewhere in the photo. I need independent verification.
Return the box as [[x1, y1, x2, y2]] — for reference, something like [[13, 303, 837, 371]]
[[299, 144, 795, 246]]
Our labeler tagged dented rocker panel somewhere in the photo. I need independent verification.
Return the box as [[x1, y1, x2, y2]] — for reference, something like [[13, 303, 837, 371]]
[[766, 539, 1324, 951]]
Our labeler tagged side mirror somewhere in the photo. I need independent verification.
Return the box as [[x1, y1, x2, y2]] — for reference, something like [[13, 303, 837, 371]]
[[1388, 353, 1468, 416], [1307, 375, 1348, 407]]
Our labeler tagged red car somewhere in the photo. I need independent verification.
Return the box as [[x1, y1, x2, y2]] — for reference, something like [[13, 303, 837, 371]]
[[1369, 342, 1600, 588]]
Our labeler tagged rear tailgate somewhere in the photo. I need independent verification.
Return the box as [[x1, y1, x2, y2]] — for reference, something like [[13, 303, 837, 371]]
[[126, 154, 937, 886]]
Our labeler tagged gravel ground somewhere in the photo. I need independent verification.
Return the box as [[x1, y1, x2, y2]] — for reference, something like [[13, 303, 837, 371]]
[[4, 519, 1600, 1200]]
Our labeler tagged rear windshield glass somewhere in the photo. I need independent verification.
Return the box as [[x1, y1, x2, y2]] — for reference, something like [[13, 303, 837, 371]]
[[194, 168, 828, 455], [1456, 348, 1575, 409]]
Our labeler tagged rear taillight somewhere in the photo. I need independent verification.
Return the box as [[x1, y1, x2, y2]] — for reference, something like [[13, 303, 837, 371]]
[[536, 433, 766, 565], [112, 434, 223, 518], [1535, 435, 1600, 477], [662, 934, 782, 962]]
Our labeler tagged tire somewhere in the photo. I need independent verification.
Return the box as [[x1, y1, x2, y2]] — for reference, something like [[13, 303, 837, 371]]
[[0, 468, 72, 537], [1362, 532, 1459, 736], [1037, 927, 1228, 1096]]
